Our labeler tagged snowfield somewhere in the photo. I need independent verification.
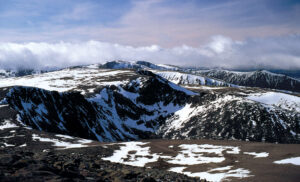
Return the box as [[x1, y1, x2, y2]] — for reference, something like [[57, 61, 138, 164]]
[[169, 166, 252, 182], [247, 92, 300, 112], [274, 157, 300, 166], [0, 68, 134, 94], [153, 71, 235, 87]]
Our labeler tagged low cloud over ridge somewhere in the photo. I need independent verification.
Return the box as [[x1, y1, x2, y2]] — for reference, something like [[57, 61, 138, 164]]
[[0, 35, 300, 70]]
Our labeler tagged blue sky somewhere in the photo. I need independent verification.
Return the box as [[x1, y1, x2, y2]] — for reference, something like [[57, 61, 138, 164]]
[[0, 0, 299, 46], [0, 0, 299, 69]]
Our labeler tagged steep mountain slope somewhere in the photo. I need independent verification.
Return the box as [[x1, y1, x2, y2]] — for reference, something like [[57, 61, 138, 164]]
[[96, 61, 300, 93], [159, 89, 300, 143], [197, 70, 300, 92], [0, 67, 299, 143], [95, 61, 236, 87], [152, 71, 236, 87], [2, 68, 195, 141]]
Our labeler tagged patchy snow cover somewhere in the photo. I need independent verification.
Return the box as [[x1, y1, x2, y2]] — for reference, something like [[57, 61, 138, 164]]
[[162, 94, 247, 137], [3, 143, 15, 147], [19, 143, 27, 147], [0, 68, 134, 94], [102, 142, 161, 167], [247, 92, 300, 112], [156, 64, 179, 70], [274, 157, 300, 166], [167, 80, 198, 96], [153, 71, 234, 87], [55, 134, 75, 139], [102, 142, 250, 181], [169, 166, 252, 182], [32, 134, 94, 149], [102, 143, 240, 166], [243, 152, 269, 158], [196, 69, 300, 93], [184, 86, 224, 90], [165, 104, 199, 131], [0, 120, 18, 130], [167, 144, 240, 165]]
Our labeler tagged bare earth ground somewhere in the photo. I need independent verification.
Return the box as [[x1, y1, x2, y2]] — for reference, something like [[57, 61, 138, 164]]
[[102, 139, 300, 182]]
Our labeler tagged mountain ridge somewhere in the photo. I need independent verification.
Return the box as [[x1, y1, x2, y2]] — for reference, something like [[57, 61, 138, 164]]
[[1, 67, 299, 143]]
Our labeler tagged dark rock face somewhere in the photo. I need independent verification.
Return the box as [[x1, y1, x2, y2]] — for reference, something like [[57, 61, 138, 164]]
[[198, 70, 300, 92], [99, 60, 145, 69], [159, 93, 300, 143], [5, 71, 192, 142], [6, 86, 101, 140]]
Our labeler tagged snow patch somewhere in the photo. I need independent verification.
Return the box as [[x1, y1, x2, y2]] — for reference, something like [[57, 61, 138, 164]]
[[167, 144, 240, 165], [102, 142, 161, 167], [247, 92, 300, 112], [274, 157, 300, 166], [32, 134, 94, 149], [244, 152, 269, 158], [0, 120, 18, 130], [169, 166, 252, 182]]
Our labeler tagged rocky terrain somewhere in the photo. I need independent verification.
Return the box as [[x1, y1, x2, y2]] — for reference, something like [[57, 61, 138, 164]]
[[1, 117, 299, 181], [0, 62, 299, 181], [0, 67, 299, 143], [0, 115, 201, 181]]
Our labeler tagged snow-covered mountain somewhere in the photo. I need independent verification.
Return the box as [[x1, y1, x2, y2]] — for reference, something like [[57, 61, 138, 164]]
[[196, 69, 300, 92], [1, 66, 299, 143], [94, 61, 300, 93], [0, 69, 40, 78], [98, 60, 180, 71], [152, 71, 236, 87], [2, 68, 195, 141], [0, 67, 59, 78]]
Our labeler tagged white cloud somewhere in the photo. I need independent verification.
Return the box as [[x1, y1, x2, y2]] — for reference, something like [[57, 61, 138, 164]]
[[0, 34, 300, 70]]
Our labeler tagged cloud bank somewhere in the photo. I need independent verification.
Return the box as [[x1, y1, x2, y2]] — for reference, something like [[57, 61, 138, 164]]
[[0, 35, 300, 70]]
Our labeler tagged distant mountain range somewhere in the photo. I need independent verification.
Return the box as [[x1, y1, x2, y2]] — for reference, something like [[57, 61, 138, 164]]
[[93, 60, 300, 93], [1, 60, 299, 93], [196, 69, 300, 92]]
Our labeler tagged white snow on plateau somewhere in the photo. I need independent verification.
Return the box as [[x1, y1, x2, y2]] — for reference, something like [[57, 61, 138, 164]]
[[274, 157, 300, 166], [32, 134, 94, 149], [243, 152, 269, 158], [102, 142, 161, 167], [167, 144, 240, 165], [247, 92, 300, 112], [0, 120, 18, 130], [0, 68, 133, 94], [184, 86, 224, 90], [101, 142, 252, 181], [169, 166, 252, 182], [55, 134, 75, 139], [153, 71, 234, 87]]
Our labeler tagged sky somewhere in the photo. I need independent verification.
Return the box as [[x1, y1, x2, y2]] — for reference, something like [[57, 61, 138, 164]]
[[0, 0, 300, 70]]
